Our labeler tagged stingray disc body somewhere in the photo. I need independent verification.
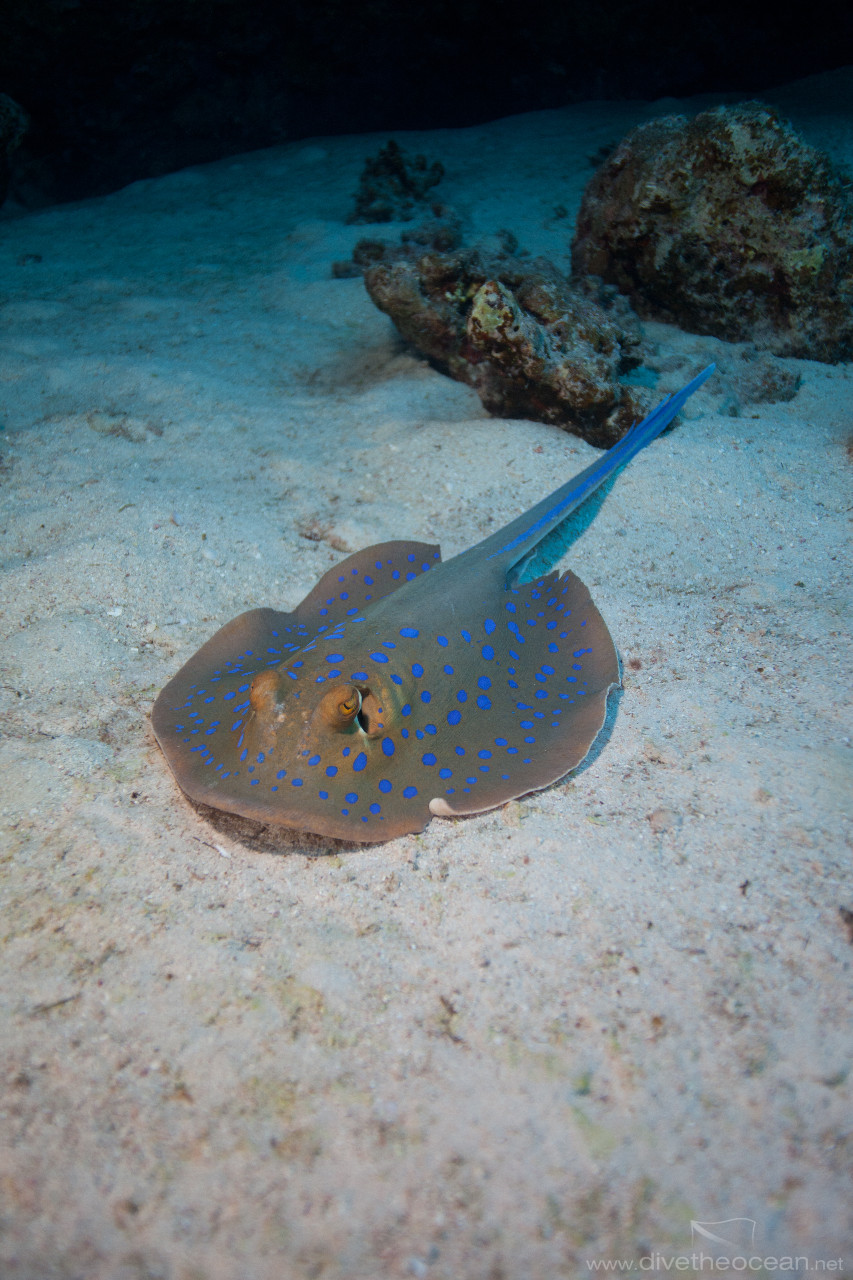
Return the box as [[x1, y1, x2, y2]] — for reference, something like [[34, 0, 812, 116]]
[[152, 540, 618, 841], [152, 367, 714, 842]]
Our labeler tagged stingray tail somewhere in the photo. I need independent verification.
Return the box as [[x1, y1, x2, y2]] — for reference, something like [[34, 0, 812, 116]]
[[482, 363, 715, 572]]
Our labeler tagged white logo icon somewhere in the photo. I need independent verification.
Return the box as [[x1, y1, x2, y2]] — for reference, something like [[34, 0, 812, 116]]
[[690, 1219, 757, 1250]]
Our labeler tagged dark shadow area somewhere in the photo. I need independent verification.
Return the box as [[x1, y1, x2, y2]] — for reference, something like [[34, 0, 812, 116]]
[[1, 0, 850, 209], [190, 798, 389, 858]]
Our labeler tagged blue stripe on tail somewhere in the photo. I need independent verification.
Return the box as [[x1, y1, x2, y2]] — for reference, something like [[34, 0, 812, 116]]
[[486, 364, 715, 562]]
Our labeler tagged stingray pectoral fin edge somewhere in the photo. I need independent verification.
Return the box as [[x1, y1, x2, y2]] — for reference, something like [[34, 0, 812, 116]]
[[427, 674, 617, 818]]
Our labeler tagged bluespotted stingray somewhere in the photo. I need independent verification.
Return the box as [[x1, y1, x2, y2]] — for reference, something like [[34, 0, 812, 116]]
[[153, 365, 714, 841]]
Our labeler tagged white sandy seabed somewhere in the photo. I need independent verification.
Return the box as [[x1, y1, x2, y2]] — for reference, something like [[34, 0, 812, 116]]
[[0, 66, 851, 1280]]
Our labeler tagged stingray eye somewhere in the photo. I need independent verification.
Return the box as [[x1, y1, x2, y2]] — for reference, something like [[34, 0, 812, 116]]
[[319, 684, 362, 731]]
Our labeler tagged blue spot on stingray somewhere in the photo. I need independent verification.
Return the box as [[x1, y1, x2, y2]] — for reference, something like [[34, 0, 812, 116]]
[[401, 704, 412, 717], [346, 792, 358, 803], [339, 592, 349, 601], [524, 736, 536, 744], [379, 779, 392, 793], [390, 673, 403, 685], [257, 752, 265, 763], [292, 778, 303, 787], [406, 572, 416, 581], [370, 803, 381, 815], [370, 652, 389, 663], [250, 779, 259, 786], [326, 765, 337, 777], [342, 746, 351, 756], [308, 754, 321, 766], [505, 602, 516, 613], [277, 770, 287, 780], [548, 642, 559, 653], [424, 723, 436, 735], [437, 635, 448, 647], [403, 786, 417, 798], [319, 790, 329, 799], [477, 695, 491, 710], [420, 690, 432, 703], [478, 750, 492, 759], [382, 737, 395, 757], [572, 663, 583, 670], [461, 629, 471, 643], [422, 753, 437, 766], [401, 728, 409, 739], [447, 709, 461, 726], [415, 729, 424, 740], [457, 690, 467, 703], [412, 662, 424, 677], [508, 680, 519, 689], [407, 553, 416, 562], [353, 752, 367, 771], [455, 746, 465, 756], [484, 618, 496, 634], [542, 664, 555, 675], [240, 749, 248, 762], [520, 720, 534, 728], [392, 570, 400, 579], [223, 691, 235, 701], [382, 640, 396, 649], [482, 645, 494, 660], [535, 690, 548, 700], [400, 627, 419, 637], [477, 676, 491, 690], [439, 768, 452, 779], [443, 664, 454, 675], [351, 671, 368, 681]]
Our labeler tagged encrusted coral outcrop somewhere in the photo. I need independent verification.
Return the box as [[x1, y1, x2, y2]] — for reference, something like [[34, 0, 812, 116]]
[[0, 94, 29, 206], [348, 139, 445, 224], [363, 243, 647, 446], [571, 102, 853, 362]]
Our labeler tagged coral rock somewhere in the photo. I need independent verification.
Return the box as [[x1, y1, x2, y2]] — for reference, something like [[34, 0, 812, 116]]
[[571, 102, 853, 362], [348, 139, 444, 224], [364, 244, 646, 445], [0, 94, 29, 206]]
